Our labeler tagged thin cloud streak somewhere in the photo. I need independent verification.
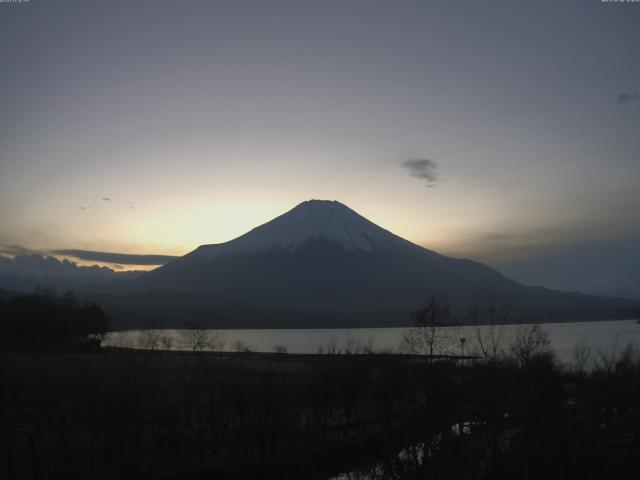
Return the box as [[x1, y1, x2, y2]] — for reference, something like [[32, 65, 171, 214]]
[[53, 249, 178, 266]]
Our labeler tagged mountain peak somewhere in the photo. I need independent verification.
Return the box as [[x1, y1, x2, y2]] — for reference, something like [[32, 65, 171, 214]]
[[299, 199, 341, 204], [290, 199, 360, 215], [292, 199, 351, 212], [194, 200, 425, 257]]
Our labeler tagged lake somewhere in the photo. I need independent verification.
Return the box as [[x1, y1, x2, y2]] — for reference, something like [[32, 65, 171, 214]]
[[103, 319, 640, 366]]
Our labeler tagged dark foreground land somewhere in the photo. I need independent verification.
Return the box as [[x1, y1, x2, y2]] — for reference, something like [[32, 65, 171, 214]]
[[2, 347, 640, 480]]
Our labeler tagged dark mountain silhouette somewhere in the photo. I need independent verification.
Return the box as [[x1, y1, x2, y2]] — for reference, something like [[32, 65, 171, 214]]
[[89, 200, 637, 327]]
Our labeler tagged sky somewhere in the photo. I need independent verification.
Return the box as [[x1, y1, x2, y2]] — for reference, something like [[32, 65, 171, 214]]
[[0, 0, 639, 295]]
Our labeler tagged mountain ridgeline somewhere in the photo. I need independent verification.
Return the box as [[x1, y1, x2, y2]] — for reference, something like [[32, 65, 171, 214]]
[[88, 200, 636, 328]]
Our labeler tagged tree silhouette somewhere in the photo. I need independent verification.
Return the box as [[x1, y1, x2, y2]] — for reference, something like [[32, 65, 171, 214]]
[[400, 296, 455, 357], [0, 290, 107, 351]]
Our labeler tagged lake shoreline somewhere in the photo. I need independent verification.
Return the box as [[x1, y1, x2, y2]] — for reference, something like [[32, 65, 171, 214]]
[[104, 319, 640, 366]]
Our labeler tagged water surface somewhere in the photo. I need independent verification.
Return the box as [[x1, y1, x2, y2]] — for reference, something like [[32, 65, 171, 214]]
[[104, 319, 640, 366]]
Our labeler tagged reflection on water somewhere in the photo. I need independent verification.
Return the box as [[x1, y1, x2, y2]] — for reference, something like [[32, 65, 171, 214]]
[[331, 442, 426, 480], [103, 319, 640, 365], [331, 419, 497, 480]]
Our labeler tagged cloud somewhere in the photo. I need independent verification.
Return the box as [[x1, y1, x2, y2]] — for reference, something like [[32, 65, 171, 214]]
[[402, 158, 440, 186], [0, 253, 144, 292], [493, 234, 640, 299], [0, 244, 177, 267], [430, 218, 620, 265], [616, 92, 640, 104], [53, 249, 178, 266], [0, 244, 40, 256]]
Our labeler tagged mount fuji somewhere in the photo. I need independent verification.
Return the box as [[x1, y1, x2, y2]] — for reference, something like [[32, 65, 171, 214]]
[[90, 200, 636, 328], [190, 200, 425, 255]]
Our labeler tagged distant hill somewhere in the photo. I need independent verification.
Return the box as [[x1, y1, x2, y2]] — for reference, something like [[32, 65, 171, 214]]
[[87, 200, 638, 328]]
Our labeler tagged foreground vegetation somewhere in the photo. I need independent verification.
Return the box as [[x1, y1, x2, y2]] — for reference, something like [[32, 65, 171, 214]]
[[1, 342, 640, 479], [2, 292, 640, 479]]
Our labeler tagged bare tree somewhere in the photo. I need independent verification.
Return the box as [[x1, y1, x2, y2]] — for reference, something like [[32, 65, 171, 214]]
[[209, 331, 227, 352], [138, 330, 162, 351], [572, 341, 592, 374], [344, 335, 362, 354], [594, 341, 637, 375], [181, 329, 209, 352], [232, 339, 251, 352], [160, 335, 174, 351], [400, 296, 455, 358], [509, 323, 552, 367], [594, 337, 620, 375], [363, 336, 376, 354], [344, 335, 376, 354], [323, 335, 340, 355], [468, 294, 514, 362], [273, 344, 288, 354]]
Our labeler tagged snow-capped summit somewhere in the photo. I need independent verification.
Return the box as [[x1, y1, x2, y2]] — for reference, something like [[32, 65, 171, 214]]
[[193, 200, 426, 257]]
